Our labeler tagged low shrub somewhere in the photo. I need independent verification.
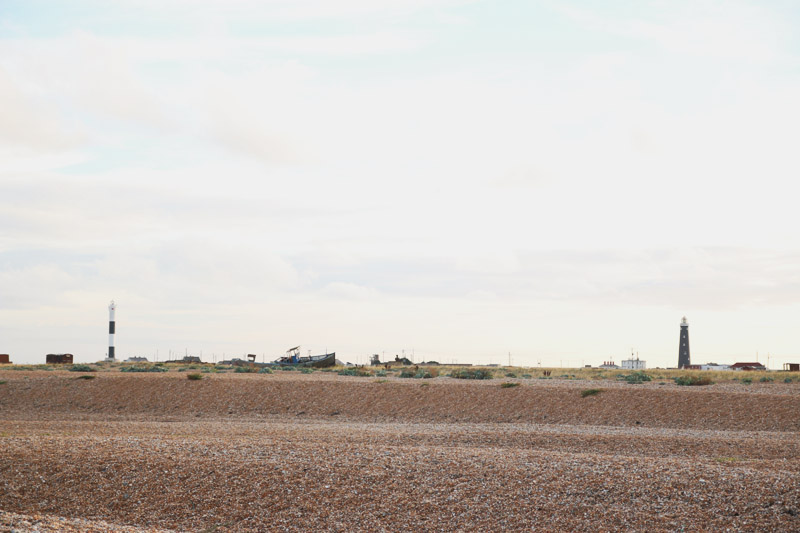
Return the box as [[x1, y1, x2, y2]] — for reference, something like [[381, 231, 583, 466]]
[[398, 368, 417, 378], [450, 368, 493, 380], [674, 375, 713, 386], [187, 373, 203, 380], [75, 374, 96, 380], [741, 377, 753, 384], [759, 376, 773, 383], [375, 369, 387, 377], [338, 367, 371, 377], [258, 367, 273, 374], [68, 364, 95, 372], [120, 365, 168, 373], [0, 380, 7, 385], [621, 372, 652, 384], [300, 367, 314, 374], [416, 367, 438, 379], [505, 372, 518, 378], [581, 388, 603, 398], [234, 366, 257, 373], [784, 377, 793, 383], [522, 374, 532, 379], [500, 382, 520, 388]]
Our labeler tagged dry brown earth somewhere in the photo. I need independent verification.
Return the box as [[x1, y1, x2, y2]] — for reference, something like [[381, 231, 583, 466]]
[[1, 370, 799, 531]]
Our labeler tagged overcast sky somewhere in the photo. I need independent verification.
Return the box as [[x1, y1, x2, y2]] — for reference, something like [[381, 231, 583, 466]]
[[2, 0, 799, 367]]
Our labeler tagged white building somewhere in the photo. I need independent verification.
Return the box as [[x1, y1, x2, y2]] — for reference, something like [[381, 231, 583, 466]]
[[621, 358, 646, 370], [700, 363, 730, 371]]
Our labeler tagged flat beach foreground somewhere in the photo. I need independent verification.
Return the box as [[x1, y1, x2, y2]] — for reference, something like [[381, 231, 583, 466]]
[[1, 370, 798, 531]]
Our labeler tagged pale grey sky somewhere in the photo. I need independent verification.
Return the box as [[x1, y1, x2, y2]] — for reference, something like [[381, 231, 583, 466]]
[[2, 0, 800, 367]]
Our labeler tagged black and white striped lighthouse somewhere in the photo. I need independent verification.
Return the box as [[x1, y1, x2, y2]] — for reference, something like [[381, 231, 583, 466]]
[[678, 316, 690, 369], [108, 300, 116, 360]]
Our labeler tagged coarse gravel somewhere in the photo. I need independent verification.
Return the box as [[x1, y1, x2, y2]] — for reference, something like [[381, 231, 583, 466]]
[[1, 370, 798, 532]]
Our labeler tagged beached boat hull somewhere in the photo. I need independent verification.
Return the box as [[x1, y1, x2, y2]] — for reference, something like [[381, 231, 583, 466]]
[[271, 352, 336, 368]]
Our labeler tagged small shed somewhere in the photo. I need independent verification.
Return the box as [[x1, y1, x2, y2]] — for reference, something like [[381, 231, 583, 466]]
[[784, 363, 800, 372], [0, 354, 10, 364], [46, 353, 74, 364]]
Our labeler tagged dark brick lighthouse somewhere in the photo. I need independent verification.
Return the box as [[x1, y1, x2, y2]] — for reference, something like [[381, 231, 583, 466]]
[[678, 316, 690, 369]]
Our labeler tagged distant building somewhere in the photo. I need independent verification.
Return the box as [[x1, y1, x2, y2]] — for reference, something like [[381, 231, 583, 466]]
[[678, 316, 691, 369], [0, 354, 10, 364], [731, 362, 766, 371], [599, 361, 619, 369], [700, 363, 730, 371], [784, 363, 799, 372], [621, 351, 646, 370], [46, 354, 74, 364], [621, 358, 646, 370], [125, 356, 148, 363]]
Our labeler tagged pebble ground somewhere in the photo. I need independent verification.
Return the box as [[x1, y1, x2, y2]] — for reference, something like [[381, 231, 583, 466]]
[[1, 370, 798, 531]]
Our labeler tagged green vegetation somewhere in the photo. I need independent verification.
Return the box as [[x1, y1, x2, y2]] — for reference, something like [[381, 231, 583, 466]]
[[300, 367, 314, 374], [338, 367, 371, 377], [120, 365, 168, 373], [581, 388, 603, 398], [620, 371, 652, 384], [673, 375, 713, 386], [500, 382, 520, 388], [375, 369, 387, 377], [0, 380, 6, 385], [449, 368, 493, 380], [75, 374, 96, 380], [785, 377, 793, 383], [258, 367, 273, 374], [68, 364, 95, 372], [234, 366, 258, 373], [187, 373, 203, 380], [759, 376, 773, 383], [741, 376, 753, 384]]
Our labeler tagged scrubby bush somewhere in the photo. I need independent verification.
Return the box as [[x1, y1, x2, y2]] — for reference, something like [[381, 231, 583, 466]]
[[234, 366, 257, 373], [759, 376, 773, 383], [674, 375, 713, 386], [741, 376, 753, 384], [75, 374, 96, 380], [581, 388, 603, 398], [258, 367, 273, 374], [68, 364, 95, 372], [416, 367, 438, 379], [338, 367, 371, 377], [187, 373, 203, 380], [784, 377, 793, 383], [505, 372, 518, 378], [300, 367, 314, 374], [522, 373, 532, 379], [375, 369, 387, 377], [450, 368, 493, 380], [398, 368, 416, 378], [500, 382, 520, 388], [620, 371, 652, 384], [120, 365, 168, 373]]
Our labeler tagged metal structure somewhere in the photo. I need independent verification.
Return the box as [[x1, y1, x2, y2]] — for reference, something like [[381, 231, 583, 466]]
[[678, 317, 691, 369], [0, 354, 10, 364]]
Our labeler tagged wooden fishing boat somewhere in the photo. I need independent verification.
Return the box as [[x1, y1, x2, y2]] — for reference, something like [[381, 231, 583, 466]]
[[271, 346, 336, 368]]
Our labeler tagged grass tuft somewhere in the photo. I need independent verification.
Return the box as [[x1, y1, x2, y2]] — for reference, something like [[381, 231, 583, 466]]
[[187, 373, 203, 380], [68, 364, 95, 372], [500, 382, 520, 388], [674, 375, 713, 386], [581, 388, 604, 397], [450, 368, 493, 380], [75, 375, 96, 380]]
